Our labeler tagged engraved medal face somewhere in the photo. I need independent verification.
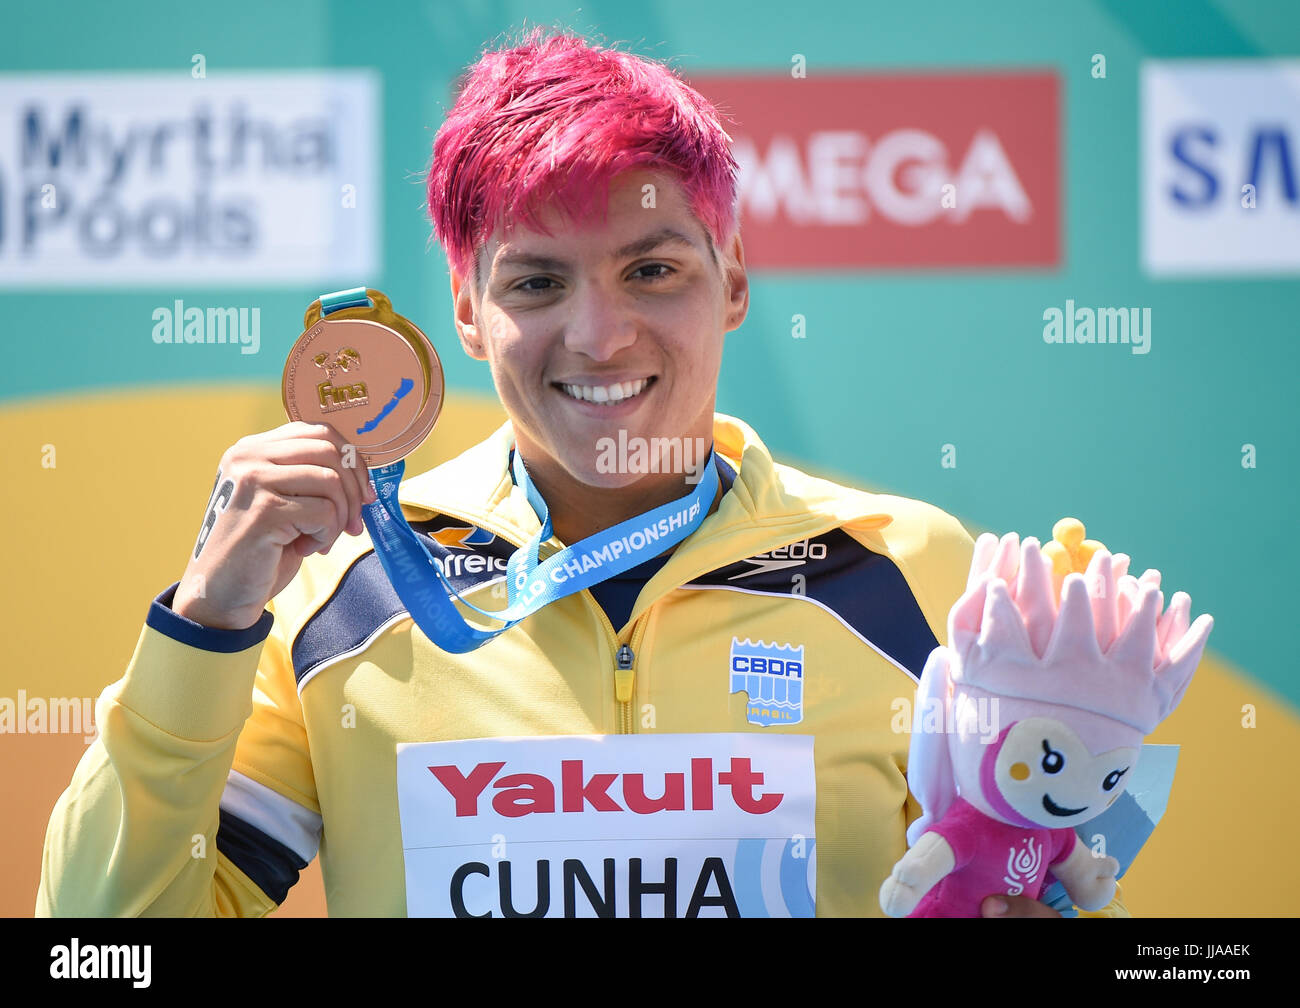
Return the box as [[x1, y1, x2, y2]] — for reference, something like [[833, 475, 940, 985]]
[[282, 314, 443, 467]]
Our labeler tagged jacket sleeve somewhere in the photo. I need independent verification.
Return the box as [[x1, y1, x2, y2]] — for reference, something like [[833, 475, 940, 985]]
[[36, 583, 319, 917]]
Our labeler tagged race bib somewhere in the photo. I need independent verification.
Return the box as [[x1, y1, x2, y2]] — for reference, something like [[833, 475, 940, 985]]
[[395, 733, 816, 917]]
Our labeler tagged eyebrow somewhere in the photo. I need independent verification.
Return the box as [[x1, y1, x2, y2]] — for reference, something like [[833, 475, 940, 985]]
[[490, 227, 702, 275]]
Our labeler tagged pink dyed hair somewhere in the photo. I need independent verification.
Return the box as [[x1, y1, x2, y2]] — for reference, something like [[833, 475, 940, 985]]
[[425, 27, 740, 284]]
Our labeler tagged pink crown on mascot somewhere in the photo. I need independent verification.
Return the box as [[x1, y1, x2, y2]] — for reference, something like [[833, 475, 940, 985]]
[[880, 519, 1214, 918]]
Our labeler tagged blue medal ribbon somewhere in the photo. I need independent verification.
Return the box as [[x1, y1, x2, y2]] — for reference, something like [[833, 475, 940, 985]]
[[360, 452, 718, 653]]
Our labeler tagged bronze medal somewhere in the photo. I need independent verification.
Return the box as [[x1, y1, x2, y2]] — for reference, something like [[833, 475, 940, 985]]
[[282, 289, 444, 467]]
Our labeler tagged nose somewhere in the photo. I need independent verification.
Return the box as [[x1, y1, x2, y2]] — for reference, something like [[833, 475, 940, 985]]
[[562, 283, 638, 361]]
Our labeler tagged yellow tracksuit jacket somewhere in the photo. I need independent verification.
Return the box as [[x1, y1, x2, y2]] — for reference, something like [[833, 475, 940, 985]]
[[37, 414, 1006, 916]]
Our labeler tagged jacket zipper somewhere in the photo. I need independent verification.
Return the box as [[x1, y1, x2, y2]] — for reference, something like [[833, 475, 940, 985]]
[[590, 596, 642, 735], [615, 643, 635, 734]]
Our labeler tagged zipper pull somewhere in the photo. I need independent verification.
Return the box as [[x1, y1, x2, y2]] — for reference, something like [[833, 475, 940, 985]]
[[614, 643, 635, 704]]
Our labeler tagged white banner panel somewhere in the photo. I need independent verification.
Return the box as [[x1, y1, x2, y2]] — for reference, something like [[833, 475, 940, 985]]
[[0, 71, 379, 286], [396, 733, 817, 918], [1142, 59, 1300, 276]]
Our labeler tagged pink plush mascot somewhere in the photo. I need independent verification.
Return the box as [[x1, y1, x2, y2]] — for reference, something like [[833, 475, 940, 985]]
[[880, 520, 1213, 918]]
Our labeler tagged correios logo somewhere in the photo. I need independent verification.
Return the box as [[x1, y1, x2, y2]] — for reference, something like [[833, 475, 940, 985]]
[[687, 71, 1059, 268], [430, 525, 496, 549], [424, 525, 506, 581], [428, 756, 784, 817]]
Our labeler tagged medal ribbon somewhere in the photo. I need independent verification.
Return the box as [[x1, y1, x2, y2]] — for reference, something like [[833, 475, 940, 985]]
[[361, 453, 717, 653]]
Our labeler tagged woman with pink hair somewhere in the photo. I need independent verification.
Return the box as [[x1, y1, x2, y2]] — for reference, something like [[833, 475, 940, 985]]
[[39, 29, 1210, 921]]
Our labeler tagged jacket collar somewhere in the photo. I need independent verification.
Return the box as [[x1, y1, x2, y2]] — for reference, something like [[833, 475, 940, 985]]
[[398, 413, 895, 562]]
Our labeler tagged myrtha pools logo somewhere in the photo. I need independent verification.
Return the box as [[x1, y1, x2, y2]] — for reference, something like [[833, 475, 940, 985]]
[[729, 638, 805, 727]]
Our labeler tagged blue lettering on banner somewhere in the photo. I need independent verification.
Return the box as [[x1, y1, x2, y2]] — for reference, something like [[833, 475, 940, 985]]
[[0, 74, 377, 287], [1169, 125, 1297, 208]]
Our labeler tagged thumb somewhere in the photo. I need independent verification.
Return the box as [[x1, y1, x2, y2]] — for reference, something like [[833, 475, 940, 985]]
[[981, 894, 1063, 918]]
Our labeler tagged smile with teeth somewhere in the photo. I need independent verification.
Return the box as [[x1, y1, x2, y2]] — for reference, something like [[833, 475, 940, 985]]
[[558, 377, 654, 404]]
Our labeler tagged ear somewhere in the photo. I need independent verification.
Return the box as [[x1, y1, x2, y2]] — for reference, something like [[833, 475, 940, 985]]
[[449, 266, 486, 361], [721, 232, 749, 333]]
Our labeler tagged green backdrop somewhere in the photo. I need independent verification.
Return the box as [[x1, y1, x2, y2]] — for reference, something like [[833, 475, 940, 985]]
[[3, 0, 1297, 710]]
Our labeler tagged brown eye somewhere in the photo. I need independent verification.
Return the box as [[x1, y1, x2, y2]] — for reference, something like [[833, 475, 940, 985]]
[[633, 263, 675, 282]]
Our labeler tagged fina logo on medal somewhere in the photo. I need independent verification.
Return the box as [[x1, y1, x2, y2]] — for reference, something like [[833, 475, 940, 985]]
[[729, 638, 805, 727], [314, 346, 368, 411]]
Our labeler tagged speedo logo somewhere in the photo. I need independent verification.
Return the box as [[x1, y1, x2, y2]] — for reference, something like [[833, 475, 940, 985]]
[[728, 538, 827, 580], [429, 757, 784, 818]]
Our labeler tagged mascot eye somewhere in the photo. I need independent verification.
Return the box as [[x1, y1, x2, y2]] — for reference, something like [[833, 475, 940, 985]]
[[1040, 740, 1064, 774], [1103, 768, 1128, 792]]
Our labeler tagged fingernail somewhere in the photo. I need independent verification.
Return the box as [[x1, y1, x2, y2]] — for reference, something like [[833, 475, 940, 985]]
[[985, 897, 1008, 916]]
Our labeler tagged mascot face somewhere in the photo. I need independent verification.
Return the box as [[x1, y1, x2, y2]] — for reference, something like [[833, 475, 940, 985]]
[[984, 717, 1140, 830]]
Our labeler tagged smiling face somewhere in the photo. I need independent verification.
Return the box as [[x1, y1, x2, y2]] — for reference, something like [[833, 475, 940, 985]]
[[989, 717, 1140, 829], [449, 168, 748, 492]]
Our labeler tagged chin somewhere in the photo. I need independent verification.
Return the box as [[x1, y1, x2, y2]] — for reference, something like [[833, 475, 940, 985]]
[[564, 462, 662, 492]]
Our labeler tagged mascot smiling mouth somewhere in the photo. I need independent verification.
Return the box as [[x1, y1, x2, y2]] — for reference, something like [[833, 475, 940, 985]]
[[1042, 794, 1089, 817]]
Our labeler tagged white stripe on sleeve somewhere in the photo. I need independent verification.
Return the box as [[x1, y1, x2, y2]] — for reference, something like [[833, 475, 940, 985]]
[[219, 769, 323, 864]]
